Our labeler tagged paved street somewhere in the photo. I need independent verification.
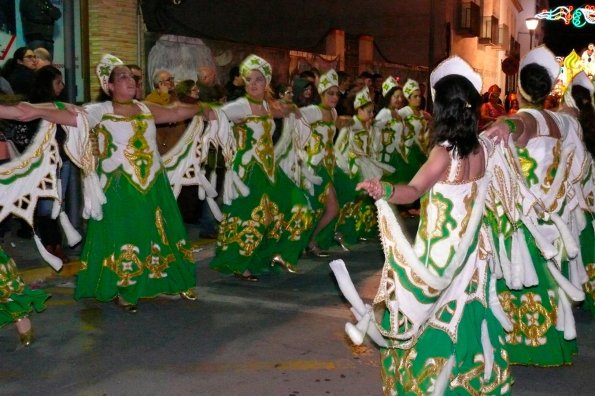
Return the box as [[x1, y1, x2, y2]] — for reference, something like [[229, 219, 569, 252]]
[[1, 220, 593, 395]]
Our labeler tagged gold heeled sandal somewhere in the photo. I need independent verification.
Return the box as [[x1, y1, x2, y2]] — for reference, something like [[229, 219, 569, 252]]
[[180, 289, 198, 301], [233, 272, 259, 282], [16, 318, 33, 347], [334, 232, 350, 252], [114, 296, 138, 313], [271, 254, 298, 274], [306, 244, 330, 258]]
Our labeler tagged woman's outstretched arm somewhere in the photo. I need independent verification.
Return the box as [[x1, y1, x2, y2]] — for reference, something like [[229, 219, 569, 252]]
[[357, 145, 450, 204]]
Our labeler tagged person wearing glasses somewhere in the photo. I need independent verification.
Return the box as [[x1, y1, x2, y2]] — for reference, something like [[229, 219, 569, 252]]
[[145, 69, 177, 105], [0, 47, 37, 98]]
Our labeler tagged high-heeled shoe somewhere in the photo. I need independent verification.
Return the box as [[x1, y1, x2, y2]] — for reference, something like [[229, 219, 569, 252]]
[[233, 272, 259, 282], [271, 254, 298, 273], [180, 289, 198, 301], [306, 244, 330, 258], [16, 318, 33, 347], [334, 232, 350, 252], [114, 296, 138, 313]]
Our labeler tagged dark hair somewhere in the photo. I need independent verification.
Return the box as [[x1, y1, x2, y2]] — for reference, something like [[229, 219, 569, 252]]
[[228, 66, 240, 80], [299, 70, 316, 81], [30, 65, 62, 103], [519, 63, 552, 106], [199, 83, 226, 103], [430, 74, 481, 158], [572, 85, 595, 157], [0, 47, 33, 78], [359, 71, 373, 80], [337, 71, 350, 85], [127, 64, 141, 72], [293, 77, 317, 107], [276, 83, 290, 99], [379, 86, 403, 109], [175, 79, 196, 97]]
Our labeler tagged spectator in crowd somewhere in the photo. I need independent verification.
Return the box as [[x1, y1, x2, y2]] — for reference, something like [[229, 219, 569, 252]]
[[145, 69, 176, 105], [127, 64, 144, 100], [224, 66, 245, 101], [335, 70, 353, 116], [34, 47, 52, 69], [1, 47, 37, 98], [293, 77, 316, 107], [20, 0, 61, 55]]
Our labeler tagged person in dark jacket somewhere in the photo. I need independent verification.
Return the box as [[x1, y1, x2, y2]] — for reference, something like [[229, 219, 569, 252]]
[[1, 47, 37, 98], [20, 0, 61, 55]]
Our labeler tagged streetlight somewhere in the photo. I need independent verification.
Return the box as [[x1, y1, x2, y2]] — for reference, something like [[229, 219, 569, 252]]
[[525, 17, 539, 49]]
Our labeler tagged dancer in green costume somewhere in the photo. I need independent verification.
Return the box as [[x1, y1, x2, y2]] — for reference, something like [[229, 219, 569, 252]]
[[374, 77, 409, 184], [334, 87, 393, 246], [276, 69, 344, 256], [356, 57, 521, 395], [0, 247, 48, 346], [485, 46, 589, 366], [398, 78, 431, 183], [209, 55, 312, 281], [14, 54, 209, 311]]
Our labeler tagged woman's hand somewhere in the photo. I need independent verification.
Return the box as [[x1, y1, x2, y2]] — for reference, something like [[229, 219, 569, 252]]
[[14, 102, 37, 121], [483, 120, 511, 146], [356, 178, 384, 200]]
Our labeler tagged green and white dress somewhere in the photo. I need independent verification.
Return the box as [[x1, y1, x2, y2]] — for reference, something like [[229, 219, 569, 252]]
[[277, 105, 338, 249], [334, 116, 391, 245], [374, 137, 520, 395], [374, 107, 409, 184], [494, 109, 588, 366], [397, 105, 429, 180], [68, 101, 196, 304], [209, 97, 312, 275], [0, 247, 49, 327]]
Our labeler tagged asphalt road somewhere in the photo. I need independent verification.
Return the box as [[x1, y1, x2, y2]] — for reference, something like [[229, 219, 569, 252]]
[[1, 220, 593, 395]]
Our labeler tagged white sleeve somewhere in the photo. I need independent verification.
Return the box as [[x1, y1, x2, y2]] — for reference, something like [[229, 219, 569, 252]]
[[221, 98, 249, 123]]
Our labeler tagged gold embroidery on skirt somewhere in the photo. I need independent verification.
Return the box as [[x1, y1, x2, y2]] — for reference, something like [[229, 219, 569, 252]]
[[0, 258, 25, 300], [176, 240, 193, 262], [155, 207, 168, 246], [145, 242, 174, 279], [217, 195, 285, 256], [285, 205, 313, 241], [103, 244, 144, 287]]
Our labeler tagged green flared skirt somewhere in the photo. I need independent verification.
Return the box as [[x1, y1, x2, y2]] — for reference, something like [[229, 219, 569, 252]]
[[496, 226, 577, 366], [381, 150, 412, 185], [395, 144, 427, 183], [210, 164, 312, 275], [74, 169, 196, 304], [332, 167, 377, 246], [380, 292, 512, 395], [0, 247, 49, 327]]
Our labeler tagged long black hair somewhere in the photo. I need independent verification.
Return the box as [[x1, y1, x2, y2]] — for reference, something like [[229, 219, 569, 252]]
[[30, 65, 62, 103], [430, 74, 481, 158]]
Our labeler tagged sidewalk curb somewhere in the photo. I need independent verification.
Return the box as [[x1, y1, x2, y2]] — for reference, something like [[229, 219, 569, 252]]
[[21, 239, 216, 284]]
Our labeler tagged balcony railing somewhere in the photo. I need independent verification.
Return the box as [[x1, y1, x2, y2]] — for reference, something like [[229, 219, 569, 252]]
[[479, 15, 499, 45], [455, 0, 480, 37]]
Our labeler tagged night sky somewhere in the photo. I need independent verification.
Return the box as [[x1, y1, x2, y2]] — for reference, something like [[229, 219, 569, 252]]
[[542, 1, 595, 56]]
